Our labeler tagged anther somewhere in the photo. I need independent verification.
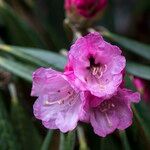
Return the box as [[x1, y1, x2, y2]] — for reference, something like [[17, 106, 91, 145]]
[[92, 67, 99, 75]]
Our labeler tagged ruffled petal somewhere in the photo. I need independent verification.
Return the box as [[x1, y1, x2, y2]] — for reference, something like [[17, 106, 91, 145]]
[[90, 109, 119, 137], [32, 68, 82, 132], [67, 32, 125, 98]]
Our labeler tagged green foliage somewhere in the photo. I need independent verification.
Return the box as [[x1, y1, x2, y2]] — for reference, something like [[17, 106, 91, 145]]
[[126, 62, 150, 80], [103, 31, 150, 61], [0, 93, 20, 150], [0, 2, 44, 48], [9, 84, 42, 150], [59, 131, 76, 150], [41, 130, 53, 150]]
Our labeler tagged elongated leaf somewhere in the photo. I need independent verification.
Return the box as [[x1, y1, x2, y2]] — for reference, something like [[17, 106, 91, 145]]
[[0, 44, 66, 70], [59, 133, 65, 150], [0, 45, 49, 67], [65, 131, 76, 150], [125, 76, 150, 149], [0, 93, 20, 150], [125, 76, 150, 148], [126, 62, 150, 80], [12, 46, 67, 70], [119, 131, 131, 150], [0, 2, 44, 47], [59, 132, 76, 150], [103, 31, 150, 60], [9, 84, 42, 150], [77, 127, 88, 150], [41, 130, 54, 150], [100, 134, 121, 150], [0, 56, 33, 81]]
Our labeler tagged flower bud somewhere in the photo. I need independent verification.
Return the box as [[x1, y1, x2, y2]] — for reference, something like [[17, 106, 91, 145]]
[[64, 0, 107, 28], [133, 77, 150, 102]]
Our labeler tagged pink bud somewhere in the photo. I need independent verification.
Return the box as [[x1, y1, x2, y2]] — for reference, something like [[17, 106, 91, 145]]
[[133, 77, 150, 102], [65, 0, 107, 18]]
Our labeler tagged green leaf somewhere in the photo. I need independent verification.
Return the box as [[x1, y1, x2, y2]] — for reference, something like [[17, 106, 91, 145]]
[[130, 106, 150, 149], [0, 2, 44, 47], [100, 134, 121, 150], [0, 45, 49, 67], [126, 62, 150, 80], [41, 130, 54, 150], [14, 46, 66, 70], [102, 31, 150, 60], [59, 133, 65, 150], [77, 127, 88, 150], [0, 56, 33, 82], [124, 76, 150, 149], [0, 44, 66, 70], [59, 132, 76, 150], [119, 131, 131, 150], [0, 93, 20, 150], [65, 131, 76, 150], [9, 84, 42, 150]]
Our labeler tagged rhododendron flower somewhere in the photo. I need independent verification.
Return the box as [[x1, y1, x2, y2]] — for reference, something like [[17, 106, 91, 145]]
[[68, 32, 126, 98], [80, 89, 140, 137], [65, 0, 107, 18], [133, 77, 150, 102], [31, 67, 83, 132]]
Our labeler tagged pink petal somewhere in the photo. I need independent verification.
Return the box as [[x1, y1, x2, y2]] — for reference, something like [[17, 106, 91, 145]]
[[32, 68, 82, 132]]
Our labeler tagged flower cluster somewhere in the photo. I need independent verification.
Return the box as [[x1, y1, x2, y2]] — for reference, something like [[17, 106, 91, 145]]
[[31, 32, 140, 137]]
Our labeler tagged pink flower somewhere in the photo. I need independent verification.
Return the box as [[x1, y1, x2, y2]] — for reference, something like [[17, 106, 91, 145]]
[[31, 68, 82, 132], [65, 0, 107, 18], [80, 89, 140, 137], [133, 77, 150, 102], [68, 32, 126, 99]]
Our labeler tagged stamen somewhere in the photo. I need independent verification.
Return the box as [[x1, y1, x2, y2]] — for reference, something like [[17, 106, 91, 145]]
[[99, 101, 115, 112], [44, 99, 64, 106], [91, 67, 99, 75], [111, 103, 115, 107], [105, 113, 112, 127], [103, 65, 107, 73], [44, 91, 74, 106], [99, 85, 105, 90]]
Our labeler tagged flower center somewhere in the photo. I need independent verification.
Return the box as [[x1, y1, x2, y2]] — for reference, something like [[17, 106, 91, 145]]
[[99, 100, 115, 113], [88, 56, 107, 77]]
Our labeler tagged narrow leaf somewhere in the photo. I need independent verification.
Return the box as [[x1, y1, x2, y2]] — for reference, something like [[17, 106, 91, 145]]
[[0, 93, 20, 150], [0, 45, 49, 67], [125, 76, 150, 149], [65, 131, 76, 150], [119, 131, 131, 150], [0, 56, 33, 82], [41, 130, 53, 150], [77, 127, 88, 150], [17, 46, 67, 70], [59, 131, 75, 150], [0, 1, 45, 47], [103, 31, 150, 60], [0, 44, 66, 70], [59, 133, 65, 150], [126, 62, 150, 80], [9, 83, 42, 150], [100, 134, 121, 150]]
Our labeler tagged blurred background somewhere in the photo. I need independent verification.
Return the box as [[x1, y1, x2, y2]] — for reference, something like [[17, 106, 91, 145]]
[[0, 0, 150, 150]]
